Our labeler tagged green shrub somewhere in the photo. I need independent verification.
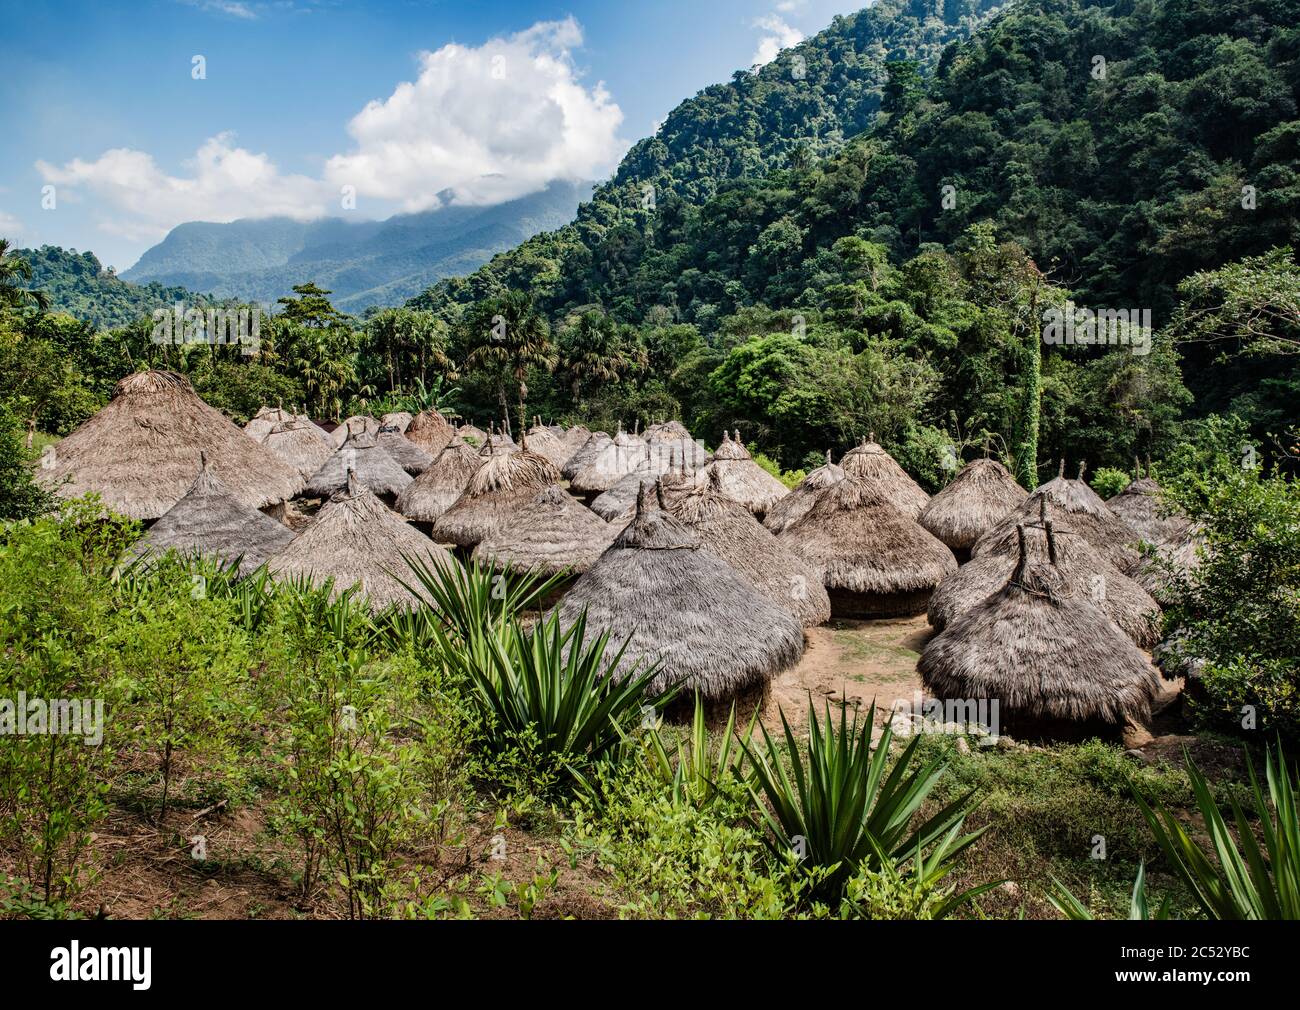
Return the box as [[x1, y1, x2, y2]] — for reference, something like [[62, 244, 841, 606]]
[[1089, 466, 1132, 500], [0, 404, 55, 521]]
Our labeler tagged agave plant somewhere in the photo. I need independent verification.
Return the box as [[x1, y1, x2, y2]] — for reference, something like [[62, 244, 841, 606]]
[[645, 693, 754, 810], [743, 701, 990, 907], [440, 606, 663, 784]]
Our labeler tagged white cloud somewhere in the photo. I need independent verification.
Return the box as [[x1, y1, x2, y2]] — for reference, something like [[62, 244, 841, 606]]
[[36, 134, 334, 243], [0, 211, 25, 239], [325, 17, 624, 211], [34, 17, 626, 246], [751, 14, 804, 67]]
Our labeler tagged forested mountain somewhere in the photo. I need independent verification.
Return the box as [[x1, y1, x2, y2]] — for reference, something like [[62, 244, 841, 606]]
[[121, 181, 593, 314], [19, 246, 212, 330]]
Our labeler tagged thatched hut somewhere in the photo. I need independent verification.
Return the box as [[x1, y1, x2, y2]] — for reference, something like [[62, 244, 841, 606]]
[[561, 431, 611, 480], [700, 430, 789, 517], [455, 423, 488, 447], [304, 429, 412, 499], [244, 405, 295, 443], [560, 424, 592, 451], [269, 472, 455, 612], [570, 428, 647, 494], [919, 457, 1027, 556], [139, 453, 294, 574], [919, 523, 1163, 732], [1107, 477, 1191, 547], [404, 409, 455, 457], [664, 472, 831, 627], [330, 415, 381, 448], [550, 482, 804, 700], [379, 411, 413, 433], [973, 462, 1139, 572], [40, 370, 304, 520], [839, 435, 929, 519], [928, 498, 1161, 648], [644, 420, 692, 443], [263, 419, 335, 481], [472, 485, 621, 577], [776, 475, 957, 618], [523, 419, 572, 469], [431, 441, 561, 548], [395, 436, 482, 525], [377, 428, 433, 475], [763, 451, 845, 535]]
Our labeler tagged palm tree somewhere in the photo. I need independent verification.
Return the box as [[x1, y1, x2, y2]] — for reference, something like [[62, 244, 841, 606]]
[[463, 290, 556, 427], [0, 240, 47, 312], [559, 308, 643, 402]]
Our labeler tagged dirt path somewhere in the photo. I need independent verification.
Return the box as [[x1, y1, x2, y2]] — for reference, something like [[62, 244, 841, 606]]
[[763, 615, 932, 733]]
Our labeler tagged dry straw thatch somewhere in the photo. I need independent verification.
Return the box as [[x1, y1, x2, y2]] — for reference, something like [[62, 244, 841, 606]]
[[1107, 477, 1191, 547], [263, 419, 335, 480], [404, 409, 455, 457], [763, 451, 845, 534], [455, 423, 488, 447], [395, 436, 482, 524], [377, 430, 433, 475], [776, 475, 957, 617], [701, 430, 789, 516], [973, 462, 1139, 572], [644, 420, 692, 443], [561, 431, 611, 479], [570, 428, 648, 493], [243, 405, 296, 442], [304, 429, 412, 499], [550, 482, 804, 700], [41, 370, 304, 519], [270, 472, 456, 611], [664, 472, 831, 627], [919, 458, 1028, 550], [379, 411, 413, 432], [928, 498, 1161, 648], [560, 424, 592, 451], [330, 415, 381, 448], [432, 441, 561, 547], [140, 453, 295, 574], [472, 485, 621, 576], [919, 523, 1163, 728], [839, 435, 930, 518], [522, 419, 572, 468]]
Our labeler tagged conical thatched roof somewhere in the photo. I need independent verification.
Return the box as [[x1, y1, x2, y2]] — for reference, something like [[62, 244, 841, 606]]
[[379, 411, 413, 433], [560, 424, 592, 451], [304, 431, 412, 498], [1107, 477, 1191, 546], [263, 419, 335, 480], [244, 405, 296, 443], [570, 429, 648, 493], [522, 422, 571, 468], [919, 458, 1028, 550], [591, 447, 704, 522], [561, 431, 611, 480], [550, 483, 804, 700], [1133, 531, 1204, 604], [330, 415, 381, 448], [839, 436, 929, 518], [269, 473, 456, 612], [644, 420, 692, 443], [395, 436, 482, 524], [919, 523, 1162, 726], [664, 473, 831, 627], [404, 409, 455, 457], [455, 423, 488, 447], [700, 431, 789, 516], [40, 370, 304, 520], [139, 453, 294, 574], [776, 476, 957, 597], [763, 451, 846, 534], [431, 444, 561, 547], [973, 462, 1139, 572], [472, 485, 621, 576], [377, 430, 433, 475], [928, 499, 1160, 648]]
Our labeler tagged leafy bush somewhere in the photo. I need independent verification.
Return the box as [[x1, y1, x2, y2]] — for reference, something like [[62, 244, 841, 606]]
[[0, 404, 54, 521], [1089, 466, 1132, 500]]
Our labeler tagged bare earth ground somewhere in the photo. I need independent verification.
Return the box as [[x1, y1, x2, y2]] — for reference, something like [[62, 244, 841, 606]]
[[764, 616, 931, 734]]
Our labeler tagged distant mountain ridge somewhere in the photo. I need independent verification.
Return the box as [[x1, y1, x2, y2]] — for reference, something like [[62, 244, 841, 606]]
[[122, 180, 593, 313]]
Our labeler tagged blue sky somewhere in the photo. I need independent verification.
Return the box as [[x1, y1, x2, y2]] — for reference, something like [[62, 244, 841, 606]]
[[0, 0, 867, 270]]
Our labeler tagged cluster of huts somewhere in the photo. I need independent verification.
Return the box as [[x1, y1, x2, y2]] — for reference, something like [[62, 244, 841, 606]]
[[38, 370, 1200, 735]]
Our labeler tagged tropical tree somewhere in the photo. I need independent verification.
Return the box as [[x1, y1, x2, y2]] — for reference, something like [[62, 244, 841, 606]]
[[461, 290, 556, 429], [558, 308, 644, 402], [0, 240, 47, 313]]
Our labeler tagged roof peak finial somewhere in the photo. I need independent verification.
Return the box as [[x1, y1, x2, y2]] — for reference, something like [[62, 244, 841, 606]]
[[1058, 458, 1066, 479]]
